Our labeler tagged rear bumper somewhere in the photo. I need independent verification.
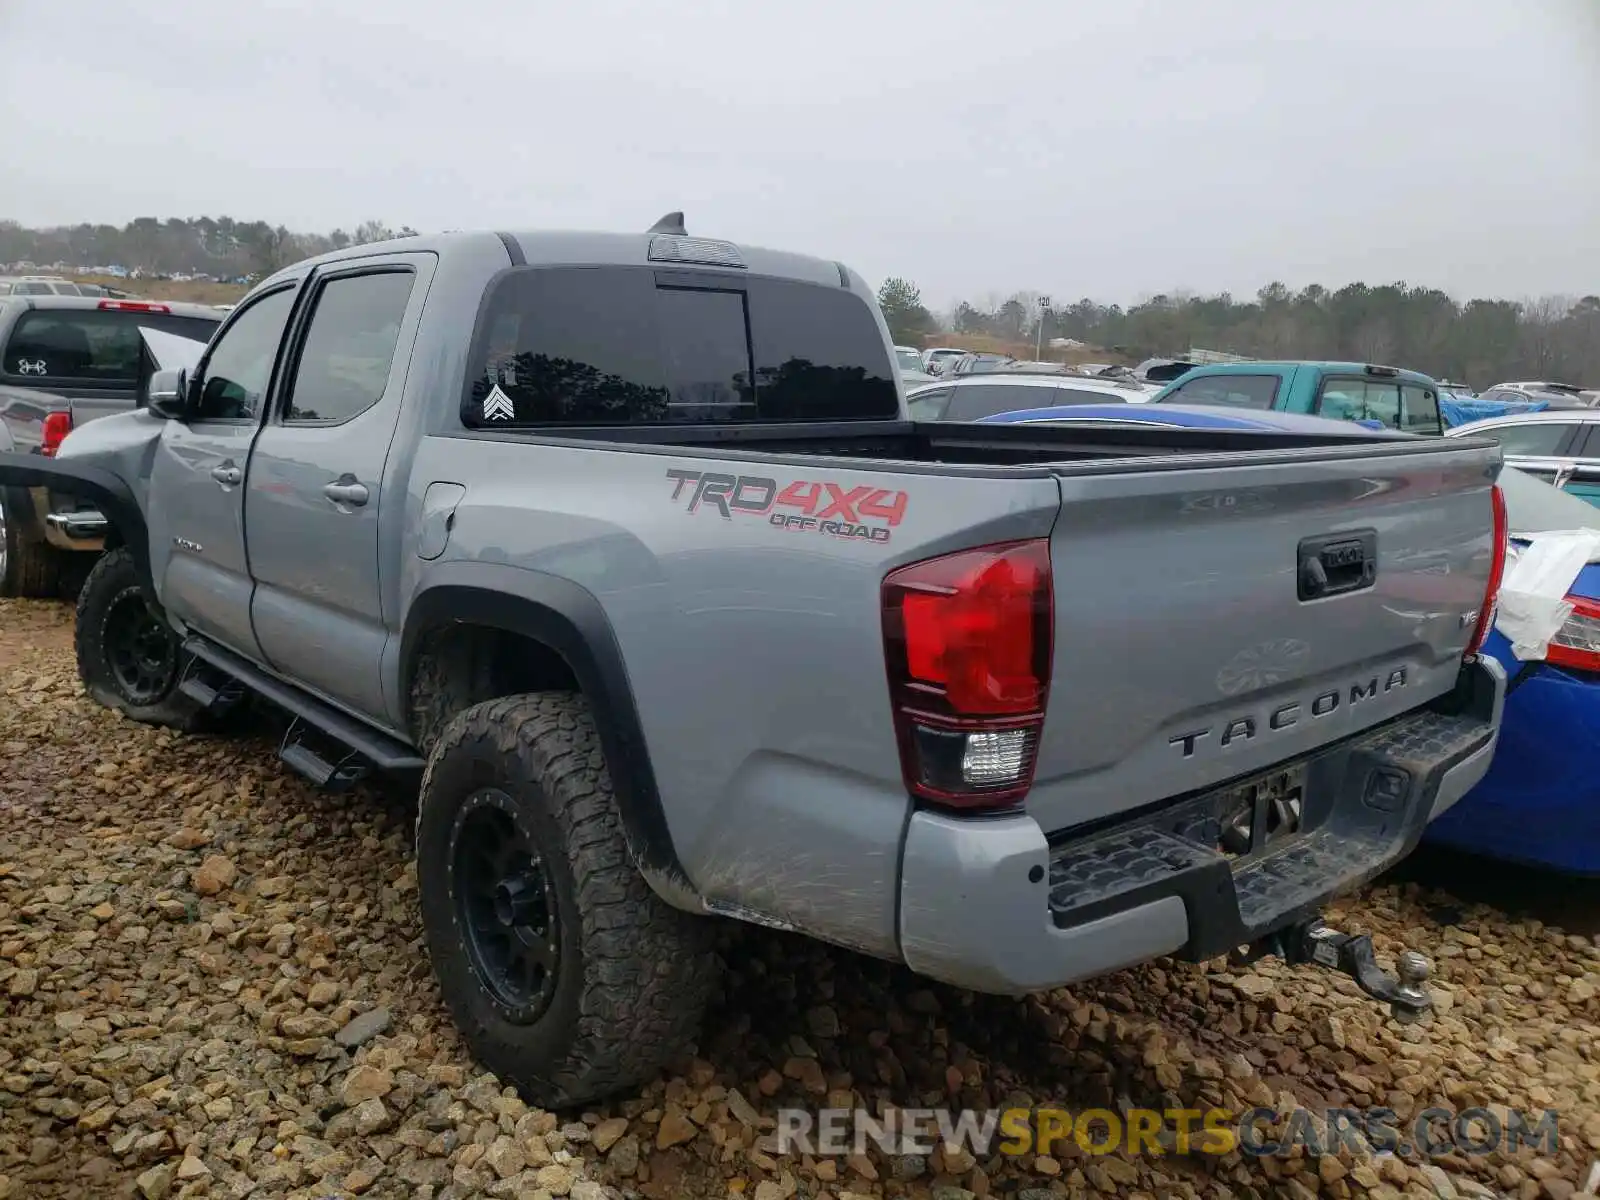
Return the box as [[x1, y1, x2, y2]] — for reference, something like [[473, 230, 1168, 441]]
[[0, 453, 150, 590], [897, 657, 1504, 995], [35, 487, 107, 550], [2, 482, 108, 551]]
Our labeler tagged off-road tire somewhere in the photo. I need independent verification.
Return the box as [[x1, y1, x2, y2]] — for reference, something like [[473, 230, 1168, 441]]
[[74, 547, 209, 731], [408, 634, 498, 757], [0, 490, 63, 599], [416, 692, 716, 1108]]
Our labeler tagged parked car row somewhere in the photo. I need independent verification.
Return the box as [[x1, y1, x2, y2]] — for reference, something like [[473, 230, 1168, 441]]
[[0, 274, 133, 299], [943, 373, 1600, 877]]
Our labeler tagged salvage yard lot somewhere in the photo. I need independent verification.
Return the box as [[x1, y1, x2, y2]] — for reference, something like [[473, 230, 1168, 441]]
[[1, 597, 1598, 1200]]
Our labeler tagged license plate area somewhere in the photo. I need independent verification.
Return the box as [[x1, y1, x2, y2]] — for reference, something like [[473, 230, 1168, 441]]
[[1194, 766, 1308, 862]]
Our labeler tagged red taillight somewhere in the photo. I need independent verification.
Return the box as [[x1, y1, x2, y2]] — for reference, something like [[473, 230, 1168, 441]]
[[98, 299, 170, 313], [882, 538, 1053, 809], [40, 411, 73, 457], [1545, 595, 1600, 672], [1464, 484, 1508, 659]]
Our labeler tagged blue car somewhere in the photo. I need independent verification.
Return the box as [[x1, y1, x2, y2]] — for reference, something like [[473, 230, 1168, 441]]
[[983, 400, 1600, 874], [1424, 466, 1600, 874], [976, 401, 1394, 434]]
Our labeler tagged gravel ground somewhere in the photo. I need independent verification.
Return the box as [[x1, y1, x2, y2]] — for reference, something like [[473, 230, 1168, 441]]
[[2, 595, 1599, 1200]]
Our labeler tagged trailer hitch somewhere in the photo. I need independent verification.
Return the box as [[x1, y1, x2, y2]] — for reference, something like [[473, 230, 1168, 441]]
[[1233, 919, 1433, 1023]]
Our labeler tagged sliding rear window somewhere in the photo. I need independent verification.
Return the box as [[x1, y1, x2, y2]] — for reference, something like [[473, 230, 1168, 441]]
[[461, 265, 899, 427]]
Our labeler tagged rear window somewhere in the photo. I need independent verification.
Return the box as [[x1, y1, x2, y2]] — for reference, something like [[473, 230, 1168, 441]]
[[1158, 373, 1280, 409], [2, 309, 220, 384], [906, 387, 952, 420], [944, 383, 1053, 421], [1318, 379, 1399, 425], [463, 266, 899, 426], [1055, 387, 1128, 406], [1316, 378, 1440, 433], [1470, 422, 1576, 457], [1399, 383, 1441, 433]]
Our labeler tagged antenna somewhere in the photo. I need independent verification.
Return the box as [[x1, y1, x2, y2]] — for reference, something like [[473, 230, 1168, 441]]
[[648, 211, 687, 235]]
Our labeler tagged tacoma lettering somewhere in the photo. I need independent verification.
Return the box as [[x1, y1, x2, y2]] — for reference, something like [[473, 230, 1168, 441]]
[[1171, 669, 1409, 758]]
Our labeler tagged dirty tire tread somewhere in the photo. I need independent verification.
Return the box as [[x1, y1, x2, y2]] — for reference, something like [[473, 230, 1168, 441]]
[[3, 528, 61, 599], [409, 636, 497, 757], [73, 547, 208, 732], [418, 691, 715, 1108]]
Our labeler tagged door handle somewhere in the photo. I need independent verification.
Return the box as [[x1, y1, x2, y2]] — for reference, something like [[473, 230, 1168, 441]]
[[211, 464, 242, 486], [323, 479, 370, 507]]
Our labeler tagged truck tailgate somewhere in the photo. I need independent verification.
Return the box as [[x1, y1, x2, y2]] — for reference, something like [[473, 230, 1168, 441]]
[[1027, 441, 1501, 835]]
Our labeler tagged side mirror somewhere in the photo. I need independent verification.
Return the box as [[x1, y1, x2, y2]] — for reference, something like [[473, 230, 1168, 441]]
[[146, 368, 190, 420]]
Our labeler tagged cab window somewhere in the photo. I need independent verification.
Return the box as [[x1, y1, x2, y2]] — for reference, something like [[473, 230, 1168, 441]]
[[1400, 384, 1441, 433], [1158, 373, 1280, 409], [194, 288, 297, 421], [1318, 378, 1400, 427], [1474, 422, 1577, 457], [907, 387, 952, 420]]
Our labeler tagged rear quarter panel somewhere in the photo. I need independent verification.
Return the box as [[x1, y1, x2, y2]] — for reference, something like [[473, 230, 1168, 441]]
[[398, 433, 1063, 955]]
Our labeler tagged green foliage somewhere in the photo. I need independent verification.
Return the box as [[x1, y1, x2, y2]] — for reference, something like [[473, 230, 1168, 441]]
[[950, 283, 1600, 389], [0, 216, 415, 281], [876, 277, 935, 345], [3, 214, 1594, 388]]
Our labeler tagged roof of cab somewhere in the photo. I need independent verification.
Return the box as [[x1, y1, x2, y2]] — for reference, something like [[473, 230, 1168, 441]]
[[256, 225, 855, 292], [0, 293, 227, 319], [1166, 360, 1439, 385]]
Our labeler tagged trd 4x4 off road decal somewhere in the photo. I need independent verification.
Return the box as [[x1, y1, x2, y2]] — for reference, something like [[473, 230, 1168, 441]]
[[665, 468, 908, 543]]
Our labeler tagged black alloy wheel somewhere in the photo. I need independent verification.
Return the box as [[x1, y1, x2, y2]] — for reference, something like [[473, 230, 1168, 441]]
[[451, 788, 561, 1023], [101, 589, 179, 706]]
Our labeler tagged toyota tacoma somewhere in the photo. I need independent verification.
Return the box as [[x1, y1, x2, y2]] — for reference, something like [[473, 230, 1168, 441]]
[[0, 215, 1509, 1106]]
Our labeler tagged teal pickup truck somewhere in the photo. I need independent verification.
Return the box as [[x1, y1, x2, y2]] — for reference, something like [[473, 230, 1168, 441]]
[[1145, 361, 1445, 435]]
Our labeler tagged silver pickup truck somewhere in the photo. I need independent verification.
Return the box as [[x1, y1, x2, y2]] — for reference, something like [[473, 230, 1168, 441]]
[[0, 294, 222, 595], [0, 217, 1509, 1107]]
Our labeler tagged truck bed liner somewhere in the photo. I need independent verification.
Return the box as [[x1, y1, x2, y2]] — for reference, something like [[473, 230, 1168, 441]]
[[452, 417, 1491, 476]]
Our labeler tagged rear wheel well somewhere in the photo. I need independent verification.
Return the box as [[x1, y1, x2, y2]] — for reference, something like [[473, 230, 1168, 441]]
[[408, 622, 580, 755]]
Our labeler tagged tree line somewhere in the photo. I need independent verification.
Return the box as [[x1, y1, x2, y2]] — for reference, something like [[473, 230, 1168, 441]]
[[4, 217, 1595, 388], [878, 278, 1600, 390], [0, 216, 418, 281]]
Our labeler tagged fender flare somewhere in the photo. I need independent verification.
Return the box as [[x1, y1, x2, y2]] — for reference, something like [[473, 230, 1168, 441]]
[[399, 569, 693, 898], [0, 451, 153, 599]]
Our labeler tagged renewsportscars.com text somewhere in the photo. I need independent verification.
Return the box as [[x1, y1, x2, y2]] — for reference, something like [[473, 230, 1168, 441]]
[[775, 1105, 1561, 1160]]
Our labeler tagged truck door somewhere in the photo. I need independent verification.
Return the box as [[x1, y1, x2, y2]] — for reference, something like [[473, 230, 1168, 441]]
[[243, 257, 428, 719], [145, 284, 301, 659]]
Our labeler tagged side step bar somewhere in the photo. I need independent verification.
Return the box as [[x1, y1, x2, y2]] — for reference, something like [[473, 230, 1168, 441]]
[[178, 658, 248, 713], [182, 636, 425, 789]]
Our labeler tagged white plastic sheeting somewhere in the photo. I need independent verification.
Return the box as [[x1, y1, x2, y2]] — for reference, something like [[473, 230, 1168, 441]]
[[1494, 530, 1600, 660], [138, 325, 209, 373]]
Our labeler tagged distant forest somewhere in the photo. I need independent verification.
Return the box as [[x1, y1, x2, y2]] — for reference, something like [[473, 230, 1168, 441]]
[[4, 217, 1595, 388], [0, 216, 417, 281], [882, 279, 1600, 390]]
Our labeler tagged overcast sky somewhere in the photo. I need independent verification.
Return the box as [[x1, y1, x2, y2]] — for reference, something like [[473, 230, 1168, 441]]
[[2, 0, 1597, 309]]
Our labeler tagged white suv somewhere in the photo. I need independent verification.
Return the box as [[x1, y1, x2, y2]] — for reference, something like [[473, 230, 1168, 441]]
[[906, 372, 1152, 421]]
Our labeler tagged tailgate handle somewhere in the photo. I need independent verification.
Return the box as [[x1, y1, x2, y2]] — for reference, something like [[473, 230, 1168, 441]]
[[1298, 530, 1377, 601]]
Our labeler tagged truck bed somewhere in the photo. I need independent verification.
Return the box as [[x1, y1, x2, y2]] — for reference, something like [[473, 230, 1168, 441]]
[[454, 415, 1482, 474]]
